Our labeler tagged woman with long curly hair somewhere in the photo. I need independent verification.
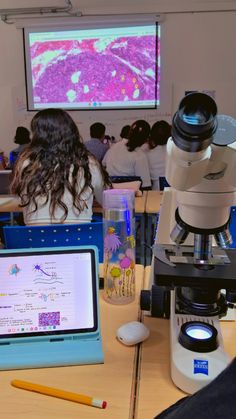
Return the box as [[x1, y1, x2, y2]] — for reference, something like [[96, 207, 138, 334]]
[[11, 109, 111, 225]]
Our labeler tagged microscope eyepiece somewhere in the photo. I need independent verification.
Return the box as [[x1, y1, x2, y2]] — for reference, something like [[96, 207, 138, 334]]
[[172, 92, 218, 152]]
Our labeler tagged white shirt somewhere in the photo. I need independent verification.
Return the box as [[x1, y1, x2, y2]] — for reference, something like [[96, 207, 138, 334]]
[[147, 145, 167, 190], [103, 139, 151, 188], [22, 158, 104, 225]]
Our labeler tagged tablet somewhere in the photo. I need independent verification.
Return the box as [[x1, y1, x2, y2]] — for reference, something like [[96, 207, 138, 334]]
[[0, 246, 103, 369]]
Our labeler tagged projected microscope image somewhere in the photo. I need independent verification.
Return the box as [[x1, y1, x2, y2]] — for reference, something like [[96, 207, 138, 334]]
[[29, 27, 159, 108]]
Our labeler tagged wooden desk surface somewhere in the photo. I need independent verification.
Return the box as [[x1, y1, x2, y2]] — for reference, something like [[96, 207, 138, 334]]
[[0, 193, 147, 215], [0, 265, 144, 419], [92, 192, 147, 214], [137, 266, 236, 419], [145, 191, 163, 214], [0, 196, 21, 212], [135, 191, 147, 214]]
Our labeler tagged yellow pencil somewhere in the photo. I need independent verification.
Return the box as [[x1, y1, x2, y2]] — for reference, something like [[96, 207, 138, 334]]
[[11, 379, 107, 409]]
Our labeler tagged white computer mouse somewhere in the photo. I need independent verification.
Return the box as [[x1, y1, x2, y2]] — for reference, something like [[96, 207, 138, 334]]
[[116, 321, 150, 346]]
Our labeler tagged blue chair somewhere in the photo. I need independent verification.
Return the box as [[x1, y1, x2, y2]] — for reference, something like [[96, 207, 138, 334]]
[[0, 213, 12, 223], [3, 222, 104, 262], [159, 177, 170, 191]]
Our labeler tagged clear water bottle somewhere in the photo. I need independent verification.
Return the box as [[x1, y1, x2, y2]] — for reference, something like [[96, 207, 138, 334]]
[[103, 189, 136, 304]]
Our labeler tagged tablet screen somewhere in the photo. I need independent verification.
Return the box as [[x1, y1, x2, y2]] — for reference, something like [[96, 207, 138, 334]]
[[0, 248, 98, 338]]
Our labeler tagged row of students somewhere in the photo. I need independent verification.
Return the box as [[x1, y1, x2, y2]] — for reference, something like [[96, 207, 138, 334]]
[[3, 118, 171, 192], [2, 121, 112, 170], [103, 120, 171, 190], [5, 110, 171, 226]]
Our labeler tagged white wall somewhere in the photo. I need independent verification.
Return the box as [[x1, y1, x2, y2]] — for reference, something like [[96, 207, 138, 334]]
[[0, 2, 236, 153]]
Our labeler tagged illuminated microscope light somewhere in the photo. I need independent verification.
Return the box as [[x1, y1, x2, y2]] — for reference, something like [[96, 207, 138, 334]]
[[178, 321, 218, 353]]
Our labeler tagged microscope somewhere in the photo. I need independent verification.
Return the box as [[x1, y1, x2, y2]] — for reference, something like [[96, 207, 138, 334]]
[[141, 92, 236, 394]]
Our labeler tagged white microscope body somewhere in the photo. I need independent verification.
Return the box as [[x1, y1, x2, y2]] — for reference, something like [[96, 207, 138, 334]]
[[157, 93, 236, 394], [166, 126, 236, 243]]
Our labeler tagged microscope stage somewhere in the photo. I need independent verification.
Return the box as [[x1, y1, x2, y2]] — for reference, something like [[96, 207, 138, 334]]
[[154, 248, 236, 289]]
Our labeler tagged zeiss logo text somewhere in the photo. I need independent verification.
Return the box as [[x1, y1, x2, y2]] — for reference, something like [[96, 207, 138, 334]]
[[193, 359, 209, 376]]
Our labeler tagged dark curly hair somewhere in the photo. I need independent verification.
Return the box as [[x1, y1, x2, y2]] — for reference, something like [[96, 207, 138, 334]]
[[126, 120, 150, 152], [11, 108, 111, 221]]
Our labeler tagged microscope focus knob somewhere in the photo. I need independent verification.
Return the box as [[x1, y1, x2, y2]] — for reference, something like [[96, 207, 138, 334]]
[[140, 290, 151, 311], [140, 285, 170, 318], [151, 285, 170, 318]]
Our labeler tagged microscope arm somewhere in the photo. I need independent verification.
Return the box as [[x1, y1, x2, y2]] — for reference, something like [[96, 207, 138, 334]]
[[166, 138, 211, 191], [223, 143, 236, 189]]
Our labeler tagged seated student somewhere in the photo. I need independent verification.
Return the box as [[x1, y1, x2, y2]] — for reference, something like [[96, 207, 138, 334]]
[[11, 109, 111, 225], [84, 122, 109, 162], [9, 126, 31, 168], [147, 120, 171, 190], [102, 125, 130, 167], [103, 120, 151, 190]]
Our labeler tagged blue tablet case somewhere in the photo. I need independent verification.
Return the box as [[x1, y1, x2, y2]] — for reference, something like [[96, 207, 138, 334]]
[[0, 246, 104, 370]]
